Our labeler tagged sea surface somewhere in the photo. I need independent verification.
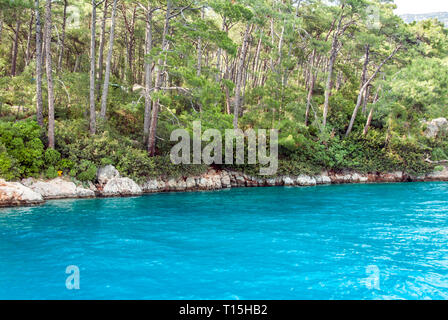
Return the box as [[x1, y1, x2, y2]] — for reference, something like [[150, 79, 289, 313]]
[[1, 183, 448, 300]]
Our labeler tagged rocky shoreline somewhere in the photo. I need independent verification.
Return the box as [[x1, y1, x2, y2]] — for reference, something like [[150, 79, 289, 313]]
[[1, 164, 448, 208]]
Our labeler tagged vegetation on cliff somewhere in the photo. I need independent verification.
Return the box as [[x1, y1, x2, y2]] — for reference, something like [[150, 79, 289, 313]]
[[0, 0, 448, 182]]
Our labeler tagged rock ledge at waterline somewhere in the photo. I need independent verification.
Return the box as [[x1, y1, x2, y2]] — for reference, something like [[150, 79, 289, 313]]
[[2, 165, 448, 208]]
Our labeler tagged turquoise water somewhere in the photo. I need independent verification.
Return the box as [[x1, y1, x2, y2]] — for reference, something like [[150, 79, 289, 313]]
[[1, 182, 448, 300]]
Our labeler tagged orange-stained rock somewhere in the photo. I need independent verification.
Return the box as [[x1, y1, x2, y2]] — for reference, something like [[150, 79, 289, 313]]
[[0, 179, 44, 207]]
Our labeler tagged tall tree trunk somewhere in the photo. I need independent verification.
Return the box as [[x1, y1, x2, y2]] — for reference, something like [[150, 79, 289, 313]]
[[45, 0, 55, 148], [143, 6, 153, 143], [25, 11, 35, 67], [11, 16, 21, 76], [96, 0, 108, 99], [89, 0, 97, 135], [364, 87, 380, 136], [0, 11, 3, 45], [148, 0, 171, 156], [322, 35, 338, 128], [73, 54, 80, 72], [362, 85, 371, 114], [305, 51, 317, 126], [360, 45, 370, 89], [270, 18, 275, 71], [346, 46, 401, 137], [196, 8, 204, 78], [359, 44, 370, 110], [252, 29, 263, 88], [215, 17, 226, 82], [35, 0, 44, 127], [95, 0, 108, 102], [100, 0, 118, 119], [121, 3, 136, 84], [233, 23, 252, 129], [196, 40, 202, 73], [322, 5, 350, 128], [57, 0, 68, 73]]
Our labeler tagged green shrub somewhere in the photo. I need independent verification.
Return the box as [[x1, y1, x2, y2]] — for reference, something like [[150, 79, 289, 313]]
[[69, 168, 78, 178], [44, 149, 61, 167], [431, 148, 448, 161], [0, 120, 44, 178], [58, 158, 75, 171], [0, 144, 21, 180], [100, 158, 114, 166], [45, 166, 59, 179], [76, 160, 97, 182]]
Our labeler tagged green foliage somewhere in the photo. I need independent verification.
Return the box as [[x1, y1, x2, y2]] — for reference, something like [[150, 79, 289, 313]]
[[45, 166, 59, 180], [44, 149, 61, 167], [431, 148, 448, 161], [0, 143, 20, 180], [1, 0, 446, 184], [75, 160, 98, 182], [0, 120, 44, 179], [388, 57, 448, 119]]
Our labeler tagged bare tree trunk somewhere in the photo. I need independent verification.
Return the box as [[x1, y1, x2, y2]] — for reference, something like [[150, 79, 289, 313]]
[[57, 0, 67, 73], [148, 0, 171, 156], [364, 87, 380, 136], [0, 11, 3, 45], [11, 16, 21, 76], [96, 0, 108, 99], [89, 0, 97, 135], [362, 85, 371, 114], [143, 5, 153, 143], [233, 23, 252, 129], [322, 36, 337, 128], [270, 18, 275, 71], [121, 3, 137, 84], [196, 8, 204, 77], [196, 40, 202, 76], [346, 46, 401, 137], [360, 45, 370, 89], [100, 0, 118, 119], [252, 29, 263, 88], [305, 50, 316, 126], [45, 0, 55, 148], [73, 54, 80, 72], [35, 0, 44, 127], [359, 44, 370, 111], [215, 17, 226, 82], [322, 4, 351, 128], [25, 11, 35, 67]]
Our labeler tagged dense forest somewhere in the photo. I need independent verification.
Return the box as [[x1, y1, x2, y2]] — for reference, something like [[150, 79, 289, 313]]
[[1, 0, 448, 184]]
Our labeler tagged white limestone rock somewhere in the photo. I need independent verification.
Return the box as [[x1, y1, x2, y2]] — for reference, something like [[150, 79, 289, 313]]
[[27, 178, 94, 199], [186, 177, 197, 190], [426, 166, 448, 181], [283, 176, 295, 186], [97, 165, 120, 185], [140, 179, 160, 193], [296, 175, 317, 186], [101, 177, 142, 196], [351, 173, 369, 183], [314, 172, 332, 185], [0, 179, 44, 207], [220, 172, 232, 188], [424, 118, 448, 138]]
